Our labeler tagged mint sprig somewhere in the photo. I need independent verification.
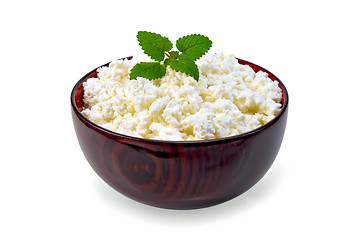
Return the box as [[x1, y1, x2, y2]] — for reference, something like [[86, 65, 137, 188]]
[[130, 31, 212, 81]]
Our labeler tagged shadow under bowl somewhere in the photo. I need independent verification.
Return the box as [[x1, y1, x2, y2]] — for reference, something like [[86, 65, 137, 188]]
[[71, 57, 289, 210]]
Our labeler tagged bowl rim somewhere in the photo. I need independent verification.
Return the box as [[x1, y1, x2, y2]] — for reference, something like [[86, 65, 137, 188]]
[[71, 56, 288, 145]]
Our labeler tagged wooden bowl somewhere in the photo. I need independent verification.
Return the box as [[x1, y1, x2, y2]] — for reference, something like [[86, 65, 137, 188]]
[[70, 57, 289, 209]]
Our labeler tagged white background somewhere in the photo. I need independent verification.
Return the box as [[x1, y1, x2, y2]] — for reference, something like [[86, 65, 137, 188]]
[[1, 0, 359, 239]]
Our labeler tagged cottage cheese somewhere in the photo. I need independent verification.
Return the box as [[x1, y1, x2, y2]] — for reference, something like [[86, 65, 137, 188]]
[[81, 53, 282, 141]]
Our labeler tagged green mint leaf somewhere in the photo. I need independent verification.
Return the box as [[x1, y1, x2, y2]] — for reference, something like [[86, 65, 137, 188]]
[[166, 54, 199, 80], [137, 31, 173, 61], [169, 51, 179, 60], [176, 34, 212, 60], [130, 62, 166, 80], [163, 58, 171, 67]]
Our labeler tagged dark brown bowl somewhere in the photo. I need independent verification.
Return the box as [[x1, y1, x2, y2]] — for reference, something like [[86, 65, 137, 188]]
[[71, 57, 288, 210]]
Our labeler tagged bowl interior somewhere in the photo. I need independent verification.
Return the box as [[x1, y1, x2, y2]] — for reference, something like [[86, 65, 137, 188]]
[[71, 57, 288, 141]]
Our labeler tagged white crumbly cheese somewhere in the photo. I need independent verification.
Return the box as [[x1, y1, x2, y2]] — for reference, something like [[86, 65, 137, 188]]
[[81, 52, 282, 141]]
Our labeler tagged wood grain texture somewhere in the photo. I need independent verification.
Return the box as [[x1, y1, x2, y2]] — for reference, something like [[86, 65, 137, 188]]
[[71, 58, 289, 209]]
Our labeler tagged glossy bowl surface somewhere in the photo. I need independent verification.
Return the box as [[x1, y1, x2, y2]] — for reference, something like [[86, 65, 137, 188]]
[[71, 57, 288, 209]]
